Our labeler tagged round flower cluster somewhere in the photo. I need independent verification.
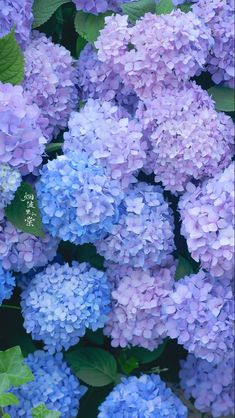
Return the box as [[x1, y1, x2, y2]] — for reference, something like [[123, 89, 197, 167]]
[[7, 350, 87, 417], [163, 271, 234, 364], [96, 11, 213, 98], [0, 261, 15, 305], [136, 81, 234, 193], [36, 152, 122, 244], [23, 32, 78, 141], [0, 82, 46, 174], [179, 163, 234, 277], [192, 0, 235, 86], [63, 99, 145, 188], [180, 354, 234, 417], [21, 262, 111, 352], [72, 0, 134, 14], [0, 0, 33, 47], [0, 164, 21, 210], [96, 182, 175, 268], [0, 220, 58, 273], [98, 374, 188, 418], [104, 262, 175, 350], [77, 44, 138, 114]]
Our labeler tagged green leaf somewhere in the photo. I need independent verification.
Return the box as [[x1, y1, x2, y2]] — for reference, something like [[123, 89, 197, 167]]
[[5, 182, 44, 238], [0, 29, 24, 85], [74, 11, 111, 44], [65, 347, 117, 387], [32, 403, 61, 418], [32, 0, 71, 28], [0, 393, 19, 407], [86, 329, 104, 346], [121, 0, 156, 22], [0, 346, 34, 394], [45, 142, 63, 153], [76, 36, 87, 58], [126, 340, 168, 364], [175, 256, 194, 281], [118, 352, 139, 374], [208, 87, 235, 112], [178, 2, 192, 12], [2, 414, 11, 418], [155, 0, 174, 15]]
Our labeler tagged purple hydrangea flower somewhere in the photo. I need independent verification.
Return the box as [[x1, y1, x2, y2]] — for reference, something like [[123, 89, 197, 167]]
[[7, 350, 87, 417], [63, 100, 146, 188], [180, 354, 234, 418], [96, 182, 175, 268], [21, 262, 111, 352], [0, 261, 15, 305], [96, 11, 213, 98], [77, 43, 138, 114], [23, 32, 78, 141], [0, 164, 21, 210], [136, 81, 234, 193], [0, 219, 59, 273], [179, 163, 234, 276], [36, 152, 123, 244], [104, 261, 175, 350], [0, 82, 46, 175], [98, 374, 188, 417], [72, 0, 135, 14], [0, 0, 33, 47], [163, 271, 234, 364]]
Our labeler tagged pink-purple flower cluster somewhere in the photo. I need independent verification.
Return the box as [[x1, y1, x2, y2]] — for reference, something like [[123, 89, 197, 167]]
[[0, 0, 33, 47], [179, 163, 234, 277], [72, 0, 134, 14]]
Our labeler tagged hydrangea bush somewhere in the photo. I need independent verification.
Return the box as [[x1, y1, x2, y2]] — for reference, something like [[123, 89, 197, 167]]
[[0, 0, 234, 417]]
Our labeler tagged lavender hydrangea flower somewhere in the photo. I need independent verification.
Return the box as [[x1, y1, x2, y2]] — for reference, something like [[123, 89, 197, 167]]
[[104, 261, 175, 350], [180, 354, 234, 418], [23, 32, 78, 141], [163, 271, 234, 364], [36, 152, 122, 244], [0, 261, 15, 305], [179, 164, 234, 276], [63, 100, 146, 188], [21, 262, 111, 352], [7, 350, 87, 417], [0, 220, 59, 273], [136, 82, 234, 193], [0, 82, 46, 174], [72, 0, 134, 14], [96, 11, 213, 98], [0, 164, 21, 209], [77, 43, 138, 114], [96, 183, 175, 268], [0, 0, 33, 47], [192, 0, 235, 86], [98, 374, 188, 417]]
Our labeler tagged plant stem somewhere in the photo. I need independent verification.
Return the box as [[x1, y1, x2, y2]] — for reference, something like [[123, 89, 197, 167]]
[[0, 304, 21, 310]]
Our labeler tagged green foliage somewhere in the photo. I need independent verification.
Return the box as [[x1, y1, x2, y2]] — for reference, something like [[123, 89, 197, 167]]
[[125, 340, 168, 364], [86, 329, 104, 346], [32, 0, 71, 28], [74, 11, 111, 44], [32, 403, 61, 418], [66, 347, 117, 387], [46, 142, 63, 154], [175, 256, 195, 281], [76, 36, 87, 58], [0, 346, 34, 394], [0, 393, 19, 407], [178, 2, 192, 12], [155, 0, 174, 15], [208, 86, 235, 112], [118, 352, 139, 375], [5, 182, 44, 238], [0, 29, 24, 85], [121, 0, 156, 21]]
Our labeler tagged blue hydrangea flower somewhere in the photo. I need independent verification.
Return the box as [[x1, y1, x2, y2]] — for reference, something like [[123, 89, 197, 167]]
[[36, 152, 122, 245], [7, 350, 87, 417], [98, 374, 188, 417], [0, 261, 15, 305], [0, 0, 33, 47], [0, 164, 21, 210], [21, 262, 111, 352], [72, 0, 135, 14]]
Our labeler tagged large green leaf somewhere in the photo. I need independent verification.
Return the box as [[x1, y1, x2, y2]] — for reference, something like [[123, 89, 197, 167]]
[[155, 0, 174, 14], [32, 403, 61, 418], [175, 256, 194, 281], [5, 182, 44, 238], [66, 347, 117, 387], [0, 346, 34, 394], [0, 29, 24, 85], [208, 86, 235, 112], [32, 0, 70, 28], [0, 393, 19, 407], [74, 11, 111, 44], [121, 0, 156, 21]]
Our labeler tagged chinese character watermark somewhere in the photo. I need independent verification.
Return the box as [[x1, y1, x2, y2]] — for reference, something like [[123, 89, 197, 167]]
[[21, 192, 37, 228]]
